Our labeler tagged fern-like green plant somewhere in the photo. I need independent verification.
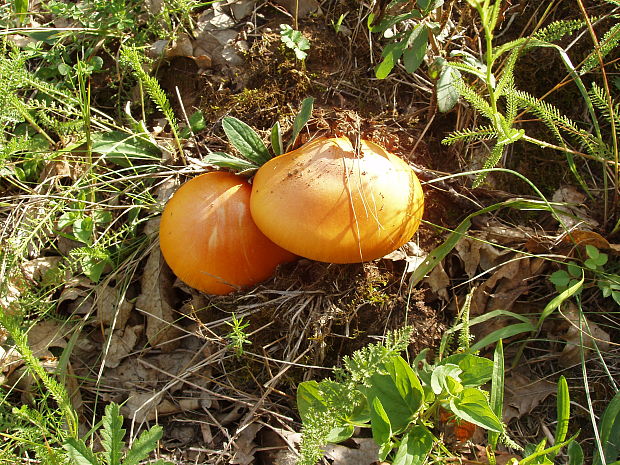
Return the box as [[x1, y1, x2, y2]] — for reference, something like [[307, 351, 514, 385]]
[[442, 0, 620, 217], [119, 46, 184, 160], [63, 403, 172, 465]]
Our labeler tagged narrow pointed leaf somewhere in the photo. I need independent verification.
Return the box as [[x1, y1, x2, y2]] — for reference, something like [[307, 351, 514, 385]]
[[553, 376, 570, 458], [488, 340, 504, 449], [287, 97, 314, 151], [203, 151, 259, 173], [271, 121, 283, 155]]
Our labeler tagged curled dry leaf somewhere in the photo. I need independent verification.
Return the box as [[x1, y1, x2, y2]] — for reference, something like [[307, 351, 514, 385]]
[[503, 372, 557, 423], [383, 241, 427, 273], [559, 303, 610, 367], [424, 261, 450, 301]]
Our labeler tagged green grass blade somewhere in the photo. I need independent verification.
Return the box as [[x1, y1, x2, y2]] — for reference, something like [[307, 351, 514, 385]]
[[594, 391, 620, 465], [537, 275, 584, 330], [488, 340, 504, 450]]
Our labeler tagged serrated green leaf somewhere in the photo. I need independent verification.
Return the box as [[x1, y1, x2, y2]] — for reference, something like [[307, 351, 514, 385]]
[[102, 403, 125, 465], [287, 97, 314, 151], [122, 425, 163, 465], [63, 438, 99, 465], [403, 25, 428, 74], [392, 426, 434, 465], [222, 117, 271, 165], [450, 388, 503, 433]]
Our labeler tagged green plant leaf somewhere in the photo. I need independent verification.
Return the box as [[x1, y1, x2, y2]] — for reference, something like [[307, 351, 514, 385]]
[[91, 131, 161, 168], [376, 42, 406, 79], [403, 24, 428, 74], [450, 388, 503, 433], [441, 354, 493, 387], [550, 270, 571, 288], [521, 433, 579, 465], [122, 425, 164, 465], [568, 440, 585, 465], [73, 217, 94, 245], [367, 356, 424, 433], [101, 403, 125, 465], [271, 121, 283, 155], [537, 274, 584, 330], [488, 340, 504, 450], [469, 321, 535, 352], [180, 111, 206, 138], [430, 364, 462, 395], [287, 97, 314, 151], [553, 376, 570, 457], [326, 424, 355, 443], [63, 438, 99, 465], [369, 396, 392, 460], [297, 381, 328, 423], [222, 116, 272, 165], [436, 61, 461, 112], [392, 426, 434, 465], [594, 391, 620, 465], [202, 151, 259, 173]]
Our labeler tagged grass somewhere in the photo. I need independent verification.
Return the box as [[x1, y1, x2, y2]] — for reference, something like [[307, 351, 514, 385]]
[[0, 0, 619, 464]]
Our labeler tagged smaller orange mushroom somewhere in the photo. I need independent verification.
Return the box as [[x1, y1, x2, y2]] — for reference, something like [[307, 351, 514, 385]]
[[159, 172, 296, 295]]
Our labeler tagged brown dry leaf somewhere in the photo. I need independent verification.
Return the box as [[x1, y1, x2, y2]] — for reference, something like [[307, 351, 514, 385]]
[[424, 261, 450, 300], [559, 303, 610, 367], [323, 438, 380, 465], [383, 241, 427, 273], [21, 256, 62, 282], [230, 423, 263, 465], [503, 373, 557, 423], [552, 186, 598, 230], [273, 0, 319, 17], [27, 320, 69, 358], [96, 285, 133, 328], [136, 224, 182, 351], [103, 325, 143, 368], [560, 230, 611, 250], [122, 391, 164, 423], [58, 276, 93, 307]]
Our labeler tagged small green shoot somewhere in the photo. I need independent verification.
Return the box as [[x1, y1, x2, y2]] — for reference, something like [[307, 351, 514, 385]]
[[225, 314, 252, 357], [280, 24, 310, 60]]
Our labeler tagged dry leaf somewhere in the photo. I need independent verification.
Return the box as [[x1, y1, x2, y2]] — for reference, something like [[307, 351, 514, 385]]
[[230, 423, 263, 465], [136, 232, 182, 351], [103, 325, 142, 368], [96, 285, 133, 328], [559, 303, 610, 367], [503, 373, 557, 423], [383, 241, 427, 273], [323, 438, 380, 465], [552, 186, 598, 230], [272, 0, 319, 17], [424, 261, 450, 300]]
